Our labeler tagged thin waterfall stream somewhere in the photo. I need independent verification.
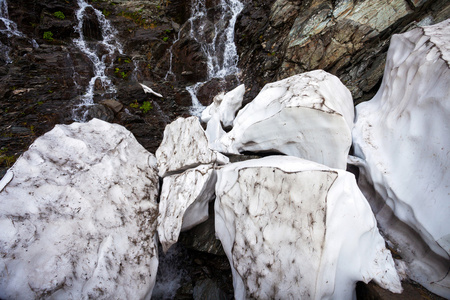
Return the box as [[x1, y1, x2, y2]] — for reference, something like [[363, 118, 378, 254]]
[[0, 0, 37, 63], [183, 0, 243, 116], [72, 0, 123, 122]]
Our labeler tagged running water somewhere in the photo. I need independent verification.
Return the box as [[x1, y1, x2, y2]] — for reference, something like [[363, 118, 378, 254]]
[[72, 0, 123, 121], [0, 0, 37, 63], [185, 0, 243, 116], [164, 30, 180, 82]]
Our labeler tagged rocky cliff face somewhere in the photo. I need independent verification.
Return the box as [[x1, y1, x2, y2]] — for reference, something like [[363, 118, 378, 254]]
[[235, 0, 450, 103]]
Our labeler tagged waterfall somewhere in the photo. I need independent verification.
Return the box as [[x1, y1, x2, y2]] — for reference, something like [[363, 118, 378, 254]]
[[0, 0, 35, 63], [72, 0, 123, 122], [186, 0, 243, 116], [164, 31, 180, 82], [0, 0, 23, 38]]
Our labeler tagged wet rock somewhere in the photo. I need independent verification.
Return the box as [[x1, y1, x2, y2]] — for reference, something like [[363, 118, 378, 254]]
[[171, 30, 208, 83], [193, 279, 229, 300], [84, 104, 114, 122], [179, 213, 226, 256]]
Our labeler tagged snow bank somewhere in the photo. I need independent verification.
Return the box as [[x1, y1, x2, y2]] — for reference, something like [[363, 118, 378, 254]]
[[201, 84, 245, 127], [217, 70, 354, 169], [0, 119, 160, 299], [215, 156, 402, 299], [352, 19, 450, 297], [157, 164, 216, 253], [155, 116, 229, 177]]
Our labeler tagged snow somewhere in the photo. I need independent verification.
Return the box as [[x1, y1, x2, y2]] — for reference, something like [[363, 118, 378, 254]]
[[352, 19, 450, 298], [201, 84, 245, 127], [214, 156, 402, 299], [140, 83, 163, 98], [155, 116, 229, 177], [157, 164, 216, 253], [216, 70, 354, 169], [0, 119, 160, 299]]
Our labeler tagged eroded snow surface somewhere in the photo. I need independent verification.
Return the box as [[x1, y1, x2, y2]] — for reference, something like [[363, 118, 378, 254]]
[[0, 119, 160, 299]]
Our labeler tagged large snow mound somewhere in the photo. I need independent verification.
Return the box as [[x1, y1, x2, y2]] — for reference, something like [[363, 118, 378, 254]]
[[352, 19, 450, 297], [215, 156, 402, 300], [216, 70, 354, 169], [0, 119, 160, 299]]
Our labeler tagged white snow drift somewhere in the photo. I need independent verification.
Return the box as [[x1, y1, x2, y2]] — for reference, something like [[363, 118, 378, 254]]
[[156, 116, 229, 177], [214, 156, 402, 299], [0, 119, 160, 300], [214, 70, 354, 169], [352, 19, 450, 298], [201, 84, 245, 127], [157, 164, 216, 253]]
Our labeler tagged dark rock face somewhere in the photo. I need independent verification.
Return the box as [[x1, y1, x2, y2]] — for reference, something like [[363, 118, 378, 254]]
[[235, 0, 450, 104]]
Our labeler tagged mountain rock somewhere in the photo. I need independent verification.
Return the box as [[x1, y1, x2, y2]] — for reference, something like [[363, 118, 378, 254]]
[[352, 19, 450, 298], [236, 0, 450, 104]]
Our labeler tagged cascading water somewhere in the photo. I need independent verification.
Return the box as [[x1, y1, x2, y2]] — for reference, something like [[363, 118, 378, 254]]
[[0, 0, 37, 63], [185, 0, 243, 116], [164, 31, 180, 82], [72, 0, 123, 122]]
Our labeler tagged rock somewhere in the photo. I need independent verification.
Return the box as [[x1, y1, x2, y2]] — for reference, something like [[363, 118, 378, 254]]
[[193, 278, 228, 300], [217, 70, 354, 169], [155, 116, 229, 177], [179, 215, 226, 256], [235, 0, 450, 104], [83, 103, 115, 122], [0, 119, 160, 299], [101, 99, 123, 113], [214, 156, 402, 300], [352, 19, 450, 298], [157, 164, 217, 253], [201, 84, 245, 128]]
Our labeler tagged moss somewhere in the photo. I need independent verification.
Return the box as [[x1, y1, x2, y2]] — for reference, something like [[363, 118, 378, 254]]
[[43, 31, 54, 41], [53, 11, 65, 20]]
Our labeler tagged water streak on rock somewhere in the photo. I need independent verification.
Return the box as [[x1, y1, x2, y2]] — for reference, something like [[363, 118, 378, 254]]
[[187, 0, 243, 116], [72, 0, 123, 121], [0, 0, 35, 63]]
